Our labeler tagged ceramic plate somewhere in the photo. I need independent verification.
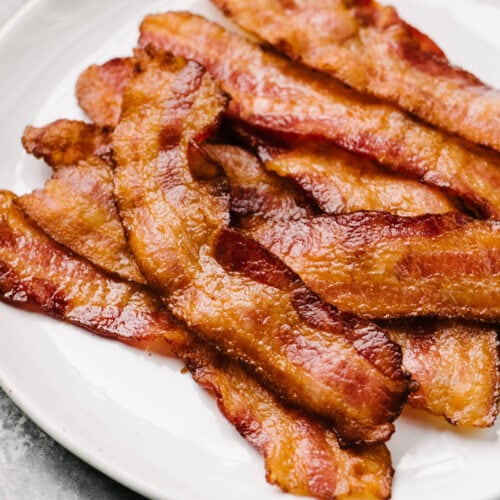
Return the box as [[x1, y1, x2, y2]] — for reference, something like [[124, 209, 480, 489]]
[[0, 1, 499, 499]]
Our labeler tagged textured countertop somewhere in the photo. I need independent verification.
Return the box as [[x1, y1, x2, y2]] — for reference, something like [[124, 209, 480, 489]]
[[0, 2, 143, 498]]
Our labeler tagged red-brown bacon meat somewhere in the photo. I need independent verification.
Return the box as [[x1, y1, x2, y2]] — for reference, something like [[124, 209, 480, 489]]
[[0, 190, 393, 498], [17, 156, 146, 284], [212, 0, 500, 151], [248, 212, 500, 321], [113, 46, 411, 445], [385, 320, 499, 428], [233, 126, 456, 216], [22, 119, 112, 169], [76, 57, 136, 128], [138, 12, 500, 218]]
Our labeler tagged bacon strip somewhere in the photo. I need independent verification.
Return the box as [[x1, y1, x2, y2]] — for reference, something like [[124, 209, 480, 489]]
[[17, 156, 146, 284], [113, 46, 410, 445], [76, 57, 136, 128], [0, 190, 393, 498], [384, 320, 499, 428], [248, 212, 500, 321], [22, 119, 112, 169], [232, 126, 456, 216], [0, 191, 168, 341], [138, 12, 500, 218], [212, 0, 500, 151], [76, 58, 455, 217]]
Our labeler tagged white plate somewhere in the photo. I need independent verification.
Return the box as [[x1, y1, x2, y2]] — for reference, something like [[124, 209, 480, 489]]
[[0, 1, 499, 499]]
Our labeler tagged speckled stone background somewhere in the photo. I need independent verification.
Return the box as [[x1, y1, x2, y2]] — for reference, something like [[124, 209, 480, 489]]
[[0, 2, 144, 498]]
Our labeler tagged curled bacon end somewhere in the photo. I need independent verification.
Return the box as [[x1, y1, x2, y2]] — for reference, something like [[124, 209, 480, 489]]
[[22, 119, 112, 169], [17, 158, 146, 284], [0, 191, 168, 341], [386, 320, 500, 428], [76, 57, 136, 128]]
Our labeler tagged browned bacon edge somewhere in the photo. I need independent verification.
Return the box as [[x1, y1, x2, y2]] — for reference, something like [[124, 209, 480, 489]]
[[76, 57, 136, 128], [0, 190, 393, 499], [247, 211, 500, 322], [212, 0, 500, 151], [383, 320, 500, 428], [230, 123, 457, 216], [138, 12, 500, 219], [22, 119, 112, 168], [17, 158, 146, 285]]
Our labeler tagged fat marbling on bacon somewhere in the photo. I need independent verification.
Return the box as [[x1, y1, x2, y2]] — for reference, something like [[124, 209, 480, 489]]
[[212, 0, 500, 151]]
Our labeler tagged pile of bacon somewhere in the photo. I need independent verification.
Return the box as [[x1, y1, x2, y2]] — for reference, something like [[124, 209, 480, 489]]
[[1, 2, 499, 498]]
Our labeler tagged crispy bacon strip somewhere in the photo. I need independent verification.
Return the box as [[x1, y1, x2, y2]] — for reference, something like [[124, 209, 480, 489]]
[[0, 191, 167, 340], [22, 119, 111, 169], [76, 57, 136, 127], [384, 320, 500, 428], [29, 135, 497, 430], [113, 47, 410, 445], [138, 12, 500, 219], [17, 156, 146, 284], [248, 212, 500, 321], [232, 126, 456, 216], [0, 190, 393, 498], [213, 0, 500, 151]]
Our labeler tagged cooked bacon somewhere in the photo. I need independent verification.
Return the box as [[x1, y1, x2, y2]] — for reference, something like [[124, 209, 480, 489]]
[[138, 12, 500, 218], [203, 141, 499, 427], [212, 0, 500, 151], [0, 191, 168, 340], [17, 157, 146, 284], [384, 320, 500, 428], [203, 143, 315, 221], [113, 46, 410, 445], [0, 190, 393, 498], [76, 56, 455, 218], [248, 212, 500, 321], [76, 57, 136, 127], [22, 119, 112, 168], [187, 340, 393, 499], [231, 126, 456, 216]]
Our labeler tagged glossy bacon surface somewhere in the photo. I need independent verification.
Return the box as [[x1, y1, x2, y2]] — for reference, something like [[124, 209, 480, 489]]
[[0, 191, 393, 498], [233, 127, 455, 216], [385, 320, 500, 428], [22, 119, 111, 169], [213, 0, 500, 151], [17, 157, 146, 284], [0, 191, 168, 340], [76, 57, 136, 127], [248, 212, 500, 321], [139, 12, 500, 218], [203, 143, 315, 221], [113, 47, 410, 444]]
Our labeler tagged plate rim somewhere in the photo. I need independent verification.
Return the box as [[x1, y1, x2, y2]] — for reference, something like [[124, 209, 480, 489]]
[[0, 1, 499, 500]]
